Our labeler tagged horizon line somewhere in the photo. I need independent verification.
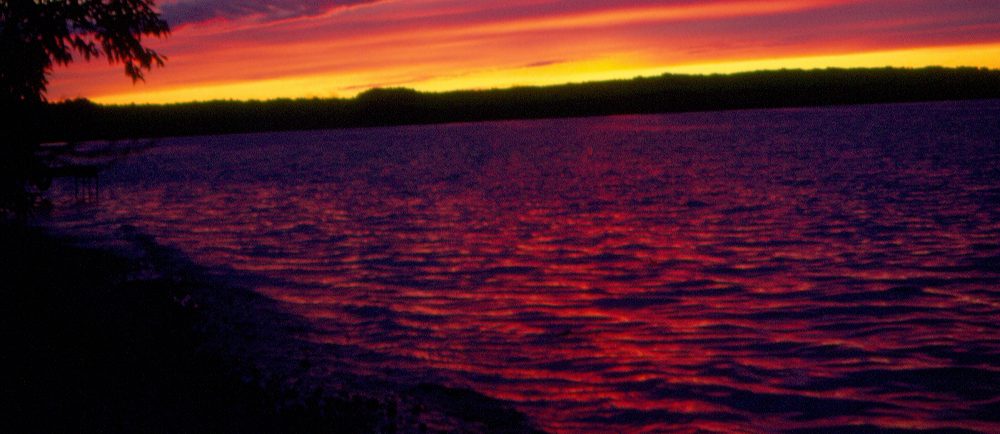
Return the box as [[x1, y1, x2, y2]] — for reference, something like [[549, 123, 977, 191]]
[[51, 65, 999, 107]]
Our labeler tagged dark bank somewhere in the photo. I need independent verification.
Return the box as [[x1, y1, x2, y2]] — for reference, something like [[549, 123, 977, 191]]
[[0, 224, 543, 433], [42, 67, 1000, 143]]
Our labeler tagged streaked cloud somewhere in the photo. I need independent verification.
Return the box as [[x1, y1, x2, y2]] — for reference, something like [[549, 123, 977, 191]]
[[48, 0, 1000, 103], [160, 0, 382, 25]]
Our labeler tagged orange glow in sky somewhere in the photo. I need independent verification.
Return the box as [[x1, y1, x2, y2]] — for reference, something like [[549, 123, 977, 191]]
[[46, 0, 1000, 104]]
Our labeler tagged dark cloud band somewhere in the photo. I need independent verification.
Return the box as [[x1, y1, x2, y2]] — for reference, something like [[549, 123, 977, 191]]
[[162, 0, 380, 25]]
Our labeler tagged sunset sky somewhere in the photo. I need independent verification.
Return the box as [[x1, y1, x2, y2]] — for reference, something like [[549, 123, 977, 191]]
[[47, 0, 1000, 104]]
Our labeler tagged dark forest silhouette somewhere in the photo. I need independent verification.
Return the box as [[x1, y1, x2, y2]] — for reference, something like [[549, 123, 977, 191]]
[[40, 66, 1000, 143], [0, 0, 168, 218], [4, 4, 1000, 433]]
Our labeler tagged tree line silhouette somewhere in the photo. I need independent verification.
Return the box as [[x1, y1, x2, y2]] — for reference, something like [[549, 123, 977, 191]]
[[1, 0, 168, 218], [41, 66, 1000, 143]]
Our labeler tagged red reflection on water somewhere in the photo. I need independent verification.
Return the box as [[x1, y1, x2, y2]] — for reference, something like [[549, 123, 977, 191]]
[[55, 103, 1000, 432]]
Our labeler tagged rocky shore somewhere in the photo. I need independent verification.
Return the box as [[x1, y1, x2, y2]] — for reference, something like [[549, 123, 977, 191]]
[[1, 223, 541, 433]]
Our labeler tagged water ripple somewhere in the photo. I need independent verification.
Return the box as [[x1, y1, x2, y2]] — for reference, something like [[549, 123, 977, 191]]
[[51, 100, 1000, 433]]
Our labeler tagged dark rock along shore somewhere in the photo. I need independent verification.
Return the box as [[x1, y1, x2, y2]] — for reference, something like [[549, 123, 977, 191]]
[[1, 224, 542, 433]]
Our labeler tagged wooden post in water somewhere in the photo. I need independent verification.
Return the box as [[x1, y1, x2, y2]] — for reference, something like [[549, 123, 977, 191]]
[[50, 164, 101, 204]]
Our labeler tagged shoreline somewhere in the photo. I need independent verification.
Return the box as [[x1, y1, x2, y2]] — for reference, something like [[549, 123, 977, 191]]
[[2, 223, 542, 433], [41, 67, 1000, 143], [39, 98, 1000, 153]]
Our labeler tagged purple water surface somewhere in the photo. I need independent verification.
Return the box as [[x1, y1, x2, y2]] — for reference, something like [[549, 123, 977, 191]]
[[52, 101, 1000, 432]]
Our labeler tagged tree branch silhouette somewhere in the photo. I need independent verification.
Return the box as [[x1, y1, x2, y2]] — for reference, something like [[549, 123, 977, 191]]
[[1, 0, 169, 218]]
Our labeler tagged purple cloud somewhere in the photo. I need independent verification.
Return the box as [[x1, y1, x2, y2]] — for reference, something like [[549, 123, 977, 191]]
[[161, 0, 381, 25]]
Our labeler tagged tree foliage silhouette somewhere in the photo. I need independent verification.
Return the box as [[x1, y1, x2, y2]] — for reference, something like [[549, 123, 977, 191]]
[[1, 0, 169, 218]]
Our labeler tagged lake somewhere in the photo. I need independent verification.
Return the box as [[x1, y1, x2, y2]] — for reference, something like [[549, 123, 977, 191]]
[[51, 100, 1000, 432]]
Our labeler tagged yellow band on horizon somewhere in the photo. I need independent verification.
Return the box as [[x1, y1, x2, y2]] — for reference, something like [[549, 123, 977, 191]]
[[89, 42, 1000, 105]]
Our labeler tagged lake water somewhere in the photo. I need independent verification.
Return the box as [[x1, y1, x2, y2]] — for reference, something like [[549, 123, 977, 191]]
[[51, 101, 1000, 432]]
